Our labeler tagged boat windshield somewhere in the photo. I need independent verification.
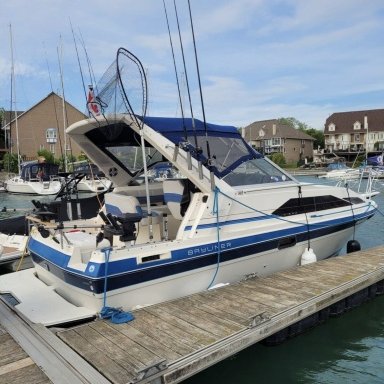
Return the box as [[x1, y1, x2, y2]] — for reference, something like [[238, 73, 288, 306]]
[[222, 157, 293, 186], [106, 145, 164, 175]]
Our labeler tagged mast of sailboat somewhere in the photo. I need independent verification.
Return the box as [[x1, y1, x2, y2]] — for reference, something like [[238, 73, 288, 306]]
[[57, 37, 68, 172], [9, 24, 21, 174]]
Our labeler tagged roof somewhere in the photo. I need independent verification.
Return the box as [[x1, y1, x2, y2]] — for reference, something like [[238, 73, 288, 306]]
[[243, 119, 315, 141], [0, 110, 24, 128], [324, 109, 384, 133], [2, 92, 85, 129]]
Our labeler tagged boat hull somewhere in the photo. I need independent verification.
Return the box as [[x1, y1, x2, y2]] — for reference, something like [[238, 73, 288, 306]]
[[6, 178, 62, 195], [30, 220, 365, 312]]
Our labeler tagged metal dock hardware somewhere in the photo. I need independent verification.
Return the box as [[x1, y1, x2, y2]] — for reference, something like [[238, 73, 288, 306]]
[[248, 312, 271, 328]]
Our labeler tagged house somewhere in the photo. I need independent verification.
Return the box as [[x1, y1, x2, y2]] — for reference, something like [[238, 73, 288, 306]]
[[242, 119, 315, 164], [324, 109, 384, 153], [2, 92, 86, 161]]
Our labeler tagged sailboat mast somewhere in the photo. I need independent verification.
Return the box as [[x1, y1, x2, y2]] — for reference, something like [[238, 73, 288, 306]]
[[9, 24, 21, 173], [58, 39, 68, 172]]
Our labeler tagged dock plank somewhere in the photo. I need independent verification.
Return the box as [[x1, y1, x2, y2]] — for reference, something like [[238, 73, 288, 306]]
[[0, 364, 51, 384], [108, 319, 184, 361], [0, 334, 28, 367], [131, 310, 204, 353], [89, 321, 162, 367], [159, 300, 244, 335], [5, 248, 384, 384], [58, 328, 135, 384]]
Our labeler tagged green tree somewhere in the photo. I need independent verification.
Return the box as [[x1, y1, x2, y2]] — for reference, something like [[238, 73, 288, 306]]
[[58, 154, 77, 172], [278, 117, 324, 148], [77, 152, 88, 161], [2, 152, 19, 173], [37, 149, 55, 164], [269, 152, 286, 167]]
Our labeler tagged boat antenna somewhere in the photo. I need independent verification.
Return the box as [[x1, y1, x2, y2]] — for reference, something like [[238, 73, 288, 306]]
[[187, 0, 215, 188], [173, 0, 203, 175], [9, 24, 21, 174], [69, 19, 87, 102], [162, 0, 191, 167]]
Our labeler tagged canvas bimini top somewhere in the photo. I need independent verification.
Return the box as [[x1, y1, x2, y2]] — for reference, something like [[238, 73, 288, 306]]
[[81, 114, 293, 188]]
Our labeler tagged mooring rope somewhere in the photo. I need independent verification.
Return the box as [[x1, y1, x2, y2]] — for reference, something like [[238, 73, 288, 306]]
[[99, 247, 134, 324], [207, 187, 221, 289]]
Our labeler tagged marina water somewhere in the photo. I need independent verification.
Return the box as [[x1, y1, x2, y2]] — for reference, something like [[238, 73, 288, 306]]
[[1, 176, 384, 384]]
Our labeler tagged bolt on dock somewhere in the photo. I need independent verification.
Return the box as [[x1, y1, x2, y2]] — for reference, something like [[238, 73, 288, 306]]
[[1, 247, 384, 384]]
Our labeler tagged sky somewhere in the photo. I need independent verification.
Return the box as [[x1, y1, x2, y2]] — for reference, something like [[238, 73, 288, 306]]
[[1, 0, 384, 131]]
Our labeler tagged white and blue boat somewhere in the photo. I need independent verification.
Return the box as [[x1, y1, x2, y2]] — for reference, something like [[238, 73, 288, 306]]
[[0, 48, 377, 324], [23, 112, 377, 313]]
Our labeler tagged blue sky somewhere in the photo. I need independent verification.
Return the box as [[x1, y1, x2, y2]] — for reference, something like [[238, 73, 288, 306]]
[[1, 0, 384, 130]]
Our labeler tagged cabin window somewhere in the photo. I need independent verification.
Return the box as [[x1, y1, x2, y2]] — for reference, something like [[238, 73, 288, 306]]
[[272, 195, 361, 217], [223, 158, 292, 186]]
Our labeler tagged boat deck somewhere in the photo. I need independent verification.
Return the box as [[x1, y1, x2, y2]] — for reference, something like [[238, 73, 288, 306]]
[[1, 247, 384, 383]]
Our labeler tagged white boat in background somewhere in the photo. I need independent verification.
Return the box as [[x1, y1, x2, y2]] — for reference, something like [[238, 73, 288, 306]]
[[318, 162, 360, 180], [0, 233, 30, 271], [0, 48, 377, 326], [5, 161, 62, 195], [71, 161, 113, 193]]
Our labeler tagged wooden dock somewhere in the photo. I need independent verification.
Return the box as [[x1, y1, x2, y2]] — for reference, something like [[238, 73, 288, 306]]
[[1, 247, 384, 384]]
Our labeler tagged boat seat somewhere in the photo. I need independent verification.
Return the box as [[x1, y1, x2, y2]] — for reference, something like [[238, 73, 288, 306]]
[[163, 179, 194, 220]]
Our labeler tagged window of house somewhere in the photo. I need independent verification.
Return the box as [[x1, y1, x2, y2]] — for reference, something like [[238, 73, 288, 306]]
[[271, 137, 281, 146], [353, 121, 361, 130], [354, 133, 360, 142], [46, 128, 57, 143], [328, 123, 335, 131]]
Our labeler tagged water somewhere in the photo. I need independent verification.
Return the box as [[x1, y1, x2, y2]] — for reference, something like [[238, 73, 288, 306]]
[[184, 176, 384, 384], [2, 177, 384, 383]]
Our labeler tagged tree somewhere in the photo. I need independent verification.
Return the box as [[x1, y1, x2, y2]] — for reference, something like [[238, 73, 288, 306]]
[[37, 149, 55, 164], [1, 152, 19, 173], [269, 152, 286, 166], [278, 117, 324, 148]]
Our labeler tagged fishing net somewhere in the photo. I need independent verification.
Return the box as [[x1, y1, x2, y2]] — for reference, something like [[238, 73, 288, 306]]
[[87, 48, 148, 126]]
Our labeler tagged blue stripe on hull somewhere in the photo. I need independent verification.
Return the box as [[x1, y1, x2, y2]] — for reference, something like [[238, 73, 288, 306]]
[[30, 213, 372, 295]]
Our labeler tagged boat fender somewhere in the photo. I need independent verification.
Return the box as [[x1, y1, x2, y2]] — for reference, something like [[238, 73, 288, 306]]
[[347, 239, 361, 253], [300, 247, 317, 265]]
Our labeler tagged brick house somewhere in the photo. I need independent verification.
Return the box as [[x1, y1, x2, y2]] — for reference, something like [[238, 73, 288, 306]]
[[242, 119, 315, 164], [324, 109, 384, 153], [2, 92, 86, 161]]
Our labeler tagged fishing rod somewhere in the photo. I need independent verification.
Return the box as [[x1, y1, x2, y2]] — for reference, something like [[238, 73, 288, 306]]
[[69, 19, 87, 102], [173, 0, 203, 177], [77, 30, 107, 124], [187, 0, 215, 189], [162, 0, 192, 167]]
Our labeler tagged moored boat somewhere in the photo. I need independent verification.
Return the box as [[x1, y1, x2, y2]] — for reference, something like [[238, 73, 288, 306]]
[[5, 161, 62, 195], [0, 48, 378, 325]]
